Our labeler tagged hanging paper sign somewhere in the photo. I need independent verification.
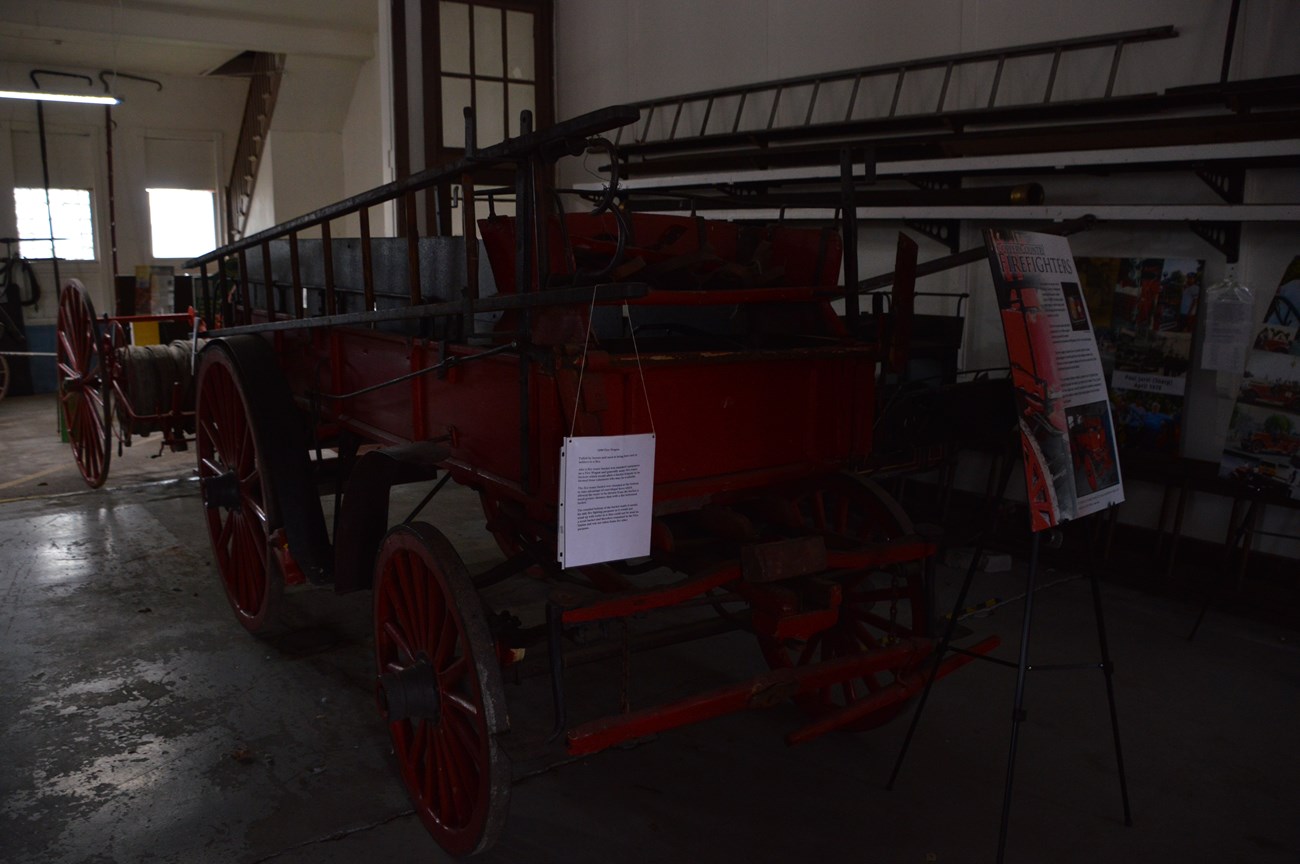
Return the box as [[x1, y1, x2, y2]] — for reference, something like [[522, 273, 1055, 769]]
[[558, 433, 656, 568]]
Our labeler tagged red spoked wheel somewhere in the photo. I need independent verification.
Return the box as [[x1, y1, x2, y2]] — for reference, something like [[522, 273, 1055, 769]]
[[195, 343, 282, 634], [106, 320, 134, 446], [374, 522, 510, 858], [756, 473, 930, 731], [56, 280, 112, 487]]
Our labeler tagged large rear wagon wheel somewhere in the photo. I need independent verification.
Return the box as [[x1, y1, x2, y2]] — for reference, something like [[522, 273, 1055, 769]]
[[374, 522, 510, 858], [757, 473, 930, 731], [195, 343, 283, 634], [56, 280, 112, 487]]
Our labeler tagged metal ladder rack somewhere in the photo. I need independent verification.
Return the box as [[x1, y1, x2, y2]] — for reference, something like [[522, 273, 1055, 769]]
[[615, 26, 1178, 152]]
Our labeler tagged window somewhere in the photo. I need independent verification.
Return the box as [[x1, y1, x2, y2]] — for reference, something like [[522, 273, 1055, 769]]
[[438, 2, 539, 147], [147, 188, 217, 259], [14, 187, 95, 260]]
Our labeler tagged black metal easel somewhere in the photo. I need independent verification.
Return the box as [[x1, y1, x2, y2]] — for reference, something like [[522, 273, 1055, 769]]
[[887, 503, 1133, 863]]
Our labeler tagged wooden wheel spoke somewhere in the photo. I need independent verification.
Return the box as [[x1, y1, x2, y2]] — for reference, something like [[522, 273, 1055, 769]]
[[409, 721, 427, 767], [443, 687, 480, 721], [56, 329, 80, 369], [218, 511, 236, 550], [199, 454, 225, 477], [434, 602, 458, 667], [245, 496, 269, 530], [443, 700, 482, 754], [391, 558, 423, 652], [439, 722, 478, 816], [237, 425, 253, 477], [382, 620, 416, 666], [432, 731, 458, 825]]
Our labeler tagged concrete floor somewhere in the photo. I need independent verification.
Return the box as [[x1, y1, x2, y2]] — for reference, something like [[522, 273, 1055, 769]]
[[1, 391, 1297, 864]]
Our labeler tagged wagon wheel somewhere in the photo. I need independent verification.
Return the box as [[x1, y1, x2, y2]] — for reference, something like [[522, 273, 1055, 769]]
[[374, 522, 510, 858], [0, 353, 9, 402], [756, 473, 929, 732], [56, 280, 112, 487], [106, 321, 133, 445], [195, 342, 283, 633]]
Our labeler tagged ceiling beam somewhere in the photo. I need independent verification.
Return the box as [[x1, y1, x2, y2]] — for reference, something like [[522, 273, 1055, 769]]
[[0, 0, 374, 64]]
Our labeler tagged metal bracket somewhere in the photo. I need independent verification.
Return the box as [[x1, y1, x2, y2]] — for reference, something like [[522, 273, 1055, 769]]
[[1189, 220, 1241, 264], [904, 219, 962, 254], [908, 174, 959, 192], [1194, 166, 1244, 203]]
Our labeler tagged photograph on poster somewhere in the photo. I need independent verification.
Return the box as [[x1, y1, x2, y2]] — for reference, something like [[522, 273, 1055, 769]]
[[1066, 400, 1122, 498], [1254, 255, 1300, 356], [1220, 257, 1300, 500], [1076, 256, 1203, 456]]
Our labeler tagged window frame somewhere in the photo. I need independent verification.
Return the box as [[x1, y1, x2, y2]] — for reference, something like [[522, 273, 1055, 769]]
[[391, 0, 554, 235], [13, 186, 97, 262]]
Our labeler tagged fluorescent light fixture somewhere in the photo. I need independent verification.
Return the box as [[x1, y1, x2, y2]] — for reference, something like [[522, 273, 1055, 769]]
[[0, 89, 120, 106]]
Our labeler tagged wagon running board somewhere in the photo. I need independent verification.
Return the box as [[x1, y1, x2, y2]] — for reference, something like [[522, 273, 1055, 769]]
[[563, 635, 998, 757]]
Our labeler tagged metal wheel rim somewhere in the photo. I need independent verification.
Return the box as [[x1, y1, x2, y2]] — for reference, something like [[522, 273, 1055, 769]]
[[55, 281, 111, 487], [757, 473, 928, 730], [374, 522, 509, 858], [195, 347, 280, 632]]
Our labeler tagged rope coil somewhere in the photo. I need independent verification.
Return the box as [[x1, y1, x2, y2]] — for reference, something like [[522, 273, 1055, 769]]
[[115, 340, 196, 435]]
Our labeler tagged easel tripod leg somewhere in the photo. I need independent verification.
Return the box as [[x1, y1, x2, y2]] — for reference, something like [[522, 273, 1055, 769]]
[[1089, 567, 1133, 826], [886, 543, 983, 790], [996, 531, 1040, 864]]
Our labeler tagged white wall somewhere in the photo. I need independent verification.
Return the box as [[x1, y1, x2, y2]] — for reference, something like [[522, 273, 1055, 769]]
[[555, 0, 1299, 116], [342, 54, 386, 198]]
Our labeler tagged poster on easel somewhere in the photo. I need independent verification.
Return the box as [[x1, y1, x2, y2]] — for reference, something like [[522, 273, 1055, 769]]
[[984, 229, 1125, 531], [1075, 256, 1204, 455], [1218, 256, 1300, 498]]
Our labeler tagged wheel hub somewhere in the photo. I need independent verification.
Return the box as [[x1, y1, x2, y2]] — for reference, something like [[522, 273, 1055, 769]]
[[378, 660, 442, 723], [203, 470, 242, 510]]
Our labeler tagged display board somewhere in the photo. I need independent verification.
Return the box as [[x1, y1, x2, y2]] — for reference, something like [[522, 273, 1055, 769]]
[[1075, 256, 1204, 455], [1218, 256, 1300, 499], [984, 229, 1125, 531]]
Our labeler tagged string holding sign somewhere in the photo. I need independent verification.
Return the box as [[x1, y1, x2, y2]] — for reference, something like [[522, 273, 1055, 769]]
[[558, 285, 657, 568]]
